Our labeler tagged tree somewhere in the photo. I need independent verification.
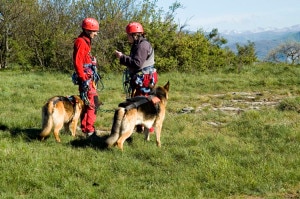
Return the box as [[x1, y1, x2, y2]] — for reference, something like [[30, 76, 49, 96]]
[[236, 41, 257, 66], [26, 0, 76, 69], [206, 28, 227, 47], [0, 0, 241, 72], [266, 41, 300, 64], [0, 0, 36, 68]]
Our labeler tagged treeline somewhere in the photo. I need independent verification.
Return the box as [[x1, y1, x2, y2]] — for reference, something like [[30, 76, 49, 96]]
[[0, 0, 256, 73]]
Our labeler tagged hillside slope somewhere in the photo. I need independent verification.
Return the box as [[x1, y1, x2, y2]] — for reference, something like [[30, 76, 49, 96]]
[[222, 25, 300, 60]]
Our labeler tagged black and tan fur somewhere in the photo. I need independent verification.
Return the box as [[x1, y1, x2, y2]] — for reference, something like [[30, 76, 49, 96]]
[[106, 81, 170, 150], [39, 95, 84, 142]]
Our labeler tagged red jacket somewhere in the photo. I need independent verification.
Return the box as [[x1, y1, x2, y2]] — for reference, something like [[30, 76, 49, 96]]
[[73, 33, 92, 81]]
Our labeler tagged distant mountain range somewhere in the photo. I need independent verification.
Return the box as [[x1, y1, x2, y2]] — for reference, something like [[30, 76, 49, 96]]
[[221, 24, 300, 60]]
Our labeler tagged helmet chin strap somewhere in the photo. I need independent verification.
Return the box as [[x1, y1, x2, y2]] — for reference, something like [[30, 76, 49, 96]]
[[83, 30, 93, 39], [132, 34, 143, 44], [131, 34, 137, 40]]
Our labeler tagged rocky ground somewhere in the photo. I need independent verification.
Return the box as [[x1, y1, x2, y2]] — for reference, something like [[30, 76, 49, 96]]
[[181, 91, 285, 114]]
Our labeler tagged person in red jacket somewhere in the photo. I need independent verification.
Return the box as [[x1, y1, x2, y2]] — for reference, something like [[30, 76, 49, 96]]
[[73, 17, 100, 138]]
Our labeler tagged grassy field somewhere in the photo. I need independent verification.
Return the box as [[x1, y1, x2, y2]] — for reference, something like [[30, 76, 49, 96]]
[[1, 64, 300, 198]]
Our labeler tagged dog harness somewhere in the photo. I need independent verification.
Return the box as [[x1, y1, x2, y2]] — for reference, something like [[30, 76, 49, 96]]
[[118, 95, 160, 112], [52, 96, 76, 105], [52, 96, 78, 119]]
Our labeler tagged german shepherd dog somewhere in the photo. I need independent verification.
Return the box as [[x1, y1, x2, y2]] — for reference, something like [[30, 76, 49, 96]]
[[39, 95, 84, 142], [106, 81, 170, 150]]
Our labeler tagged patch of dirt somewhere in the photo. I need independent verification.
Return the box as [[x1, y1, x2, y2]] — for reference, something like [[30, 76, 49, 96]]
[[181, 91, 286, 114]]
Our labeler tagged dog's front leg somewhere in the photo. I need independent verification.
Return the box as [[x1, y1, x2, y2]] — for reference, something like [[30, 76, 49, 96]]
[[154, 124, 162, 147]]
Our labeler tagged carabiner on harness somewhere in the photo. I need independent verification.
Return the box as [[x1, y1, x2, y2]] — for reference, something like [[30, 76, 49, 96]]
[[91, 65, 104, 91], [80, 91, 90, 106], [122, 69, 132, 99]]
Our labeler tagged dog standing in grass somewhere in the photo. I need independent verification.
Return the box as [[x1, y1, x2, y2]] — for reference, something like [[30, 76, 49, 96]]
[[106, 81, 170, 150], [39, 95, 84, 142]]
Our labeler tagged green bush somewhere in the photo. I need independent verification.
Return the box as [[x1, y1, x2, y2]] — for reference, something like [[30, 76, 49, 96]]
[[277, 97, 300, 112]]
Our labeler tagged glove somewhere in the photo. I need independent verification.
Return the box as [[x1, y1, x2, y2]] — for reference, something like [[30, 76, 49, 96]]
[[71, 72, 79, 85], [80, 91, 90, 105], [81, 80, 90, 92]]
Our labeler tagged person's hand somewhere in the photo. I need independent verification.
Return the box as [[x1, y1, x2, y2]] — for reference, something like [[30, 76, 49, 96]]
[[91, 56, 97, 66], [115, 50, 123, 59], [85, 71, 92, 79], [81, 80, 90, 92]]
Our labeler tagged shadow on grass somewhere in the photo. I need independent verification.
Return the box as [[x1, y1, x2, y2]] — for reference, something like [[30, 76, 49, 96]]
[[1, 123, 133, 151], [8, 127, 41, 142], [0, 124, 9, 131], [0, 123, 110, 150], [69, 134, 110, 150], [0, 122, 41, 141], [0, 121, 40, 141]]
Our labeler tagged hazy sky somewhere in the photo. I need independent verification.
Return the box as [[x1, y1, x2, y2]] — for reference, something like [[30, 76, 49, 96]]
[[156, 0, 300, 33]]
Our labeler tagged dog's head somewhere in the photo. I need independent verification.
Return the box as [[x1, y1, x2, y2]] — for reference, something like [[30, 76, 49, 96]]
[[152, 81, 170, 101]]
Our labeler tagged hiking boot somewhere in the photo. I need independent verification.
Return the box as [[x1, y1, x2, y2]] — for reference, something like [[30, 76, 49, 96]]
[[85, 131, 99, 144], [84, 132, 98, 140], [85, 132, 95, 138]]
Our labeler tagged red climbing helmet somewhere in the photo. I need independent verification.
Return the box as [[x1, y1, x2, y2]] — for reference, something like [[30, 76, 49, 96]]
[[82, 17, 99, 31], [126, 22, 144, 34]]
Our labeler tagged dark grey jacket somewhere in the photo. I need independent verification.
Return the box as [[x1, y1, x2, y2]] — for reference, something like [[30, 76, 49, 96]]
[[120, 38, 154, 73]]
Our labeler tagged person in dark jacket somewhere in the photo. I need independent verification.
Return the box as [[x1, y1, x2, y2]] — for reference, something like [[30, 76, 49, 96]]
[[115, 22, 158, 97], [115, 22, 158, 133]]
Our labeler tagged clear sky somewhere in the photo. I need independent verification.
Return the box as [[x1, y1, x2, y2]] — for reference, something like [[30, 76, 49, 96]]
[[156, 0, 300, 33]]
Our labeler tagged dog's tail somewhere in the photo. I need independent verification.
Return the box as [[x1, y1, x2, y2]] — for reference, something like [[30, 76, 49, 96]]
[[39, 100, 54, 140], [106, 107, 125, 147]]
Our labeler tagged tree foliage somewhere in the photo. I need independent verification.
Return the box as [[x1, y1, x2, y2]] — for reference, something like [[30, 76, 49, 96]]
[[236, 41, 257, 65], [0, 0, 255, 72], [266, 41, 300, 65]]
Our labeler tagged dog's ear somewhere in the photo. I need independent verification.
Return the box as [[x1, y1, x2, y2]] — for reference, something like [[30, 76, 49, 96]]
[[164, 81, 170, 92]]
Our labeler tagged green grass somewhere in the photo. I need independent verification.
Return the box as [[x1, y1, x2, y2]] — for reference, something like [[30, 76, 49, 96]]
[[1, 64, 300, 198]]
